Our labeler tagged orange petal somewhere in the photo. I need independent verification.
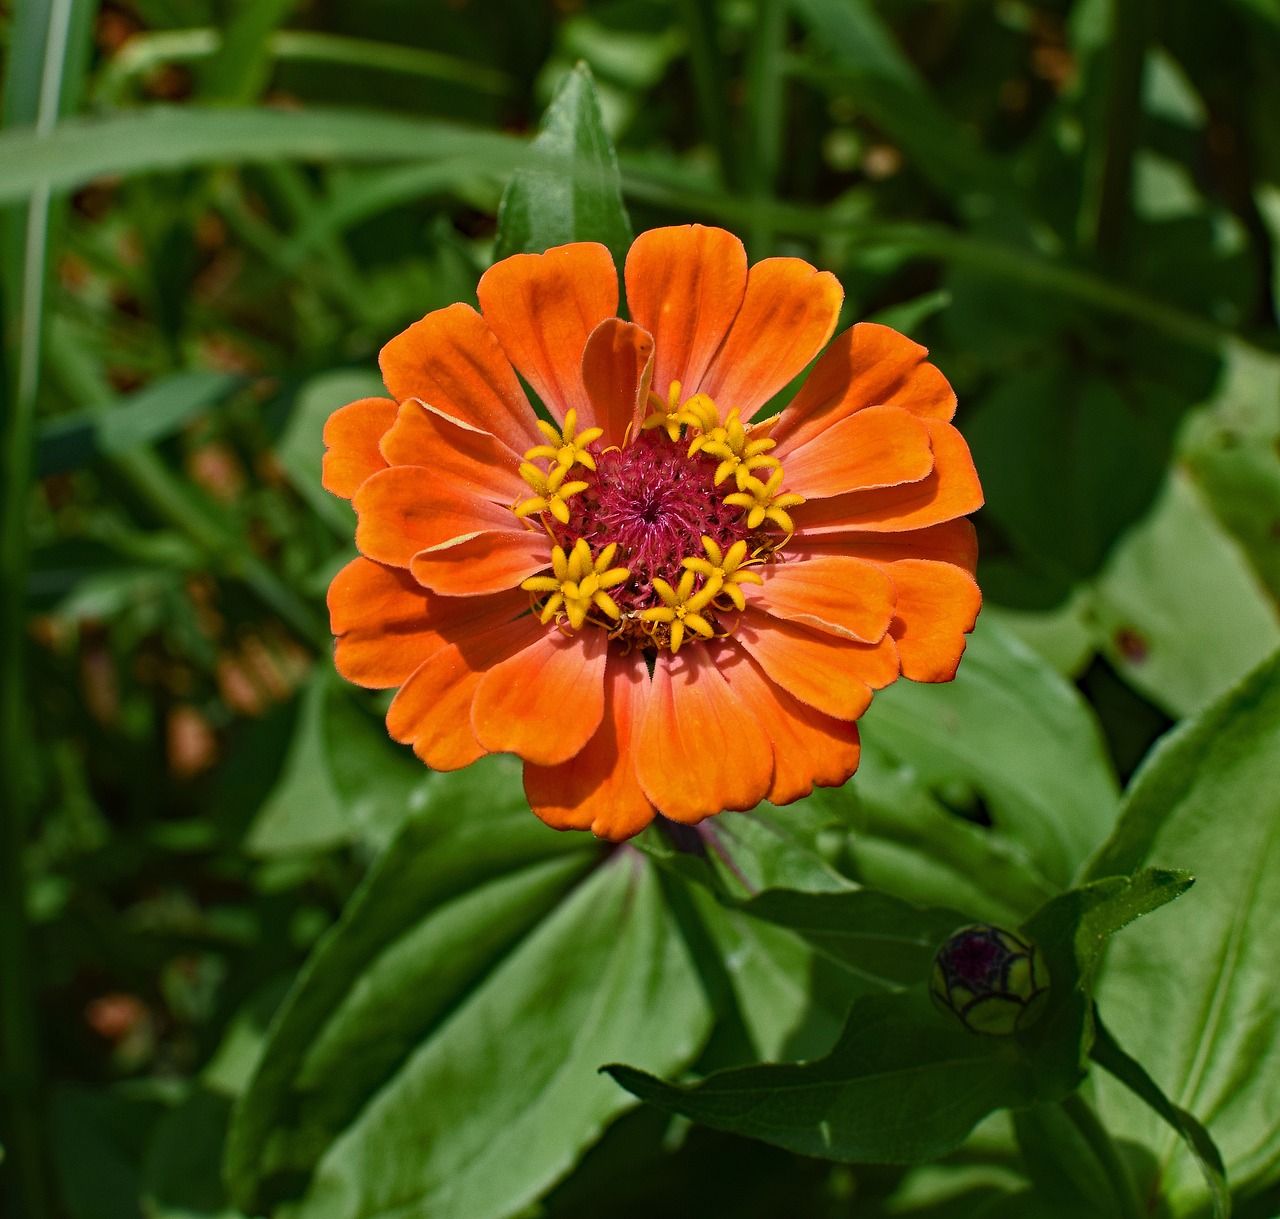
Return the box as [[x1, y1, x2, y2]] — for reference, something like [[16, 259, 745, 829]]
[[791, 420, 983, 535], [476, 243, 618, 423], [379, 400, 526, 502], [734, 607, 897, 720], [624, 224, 747, 403], [699, 256, 843, 419], [322, 397, 398, 499], [581, 318, 655, 448], [792, 520, 979, 574], [634, 648, 774, 824], [379, 302, 542, 457], [353, 466, 515, 567], [410, 530, 550, 596], [772, 323, 957, 454], [878, 559, 982, 683], [386, 614, 544, 771], [713, 640, 861, 805], [328, 557, 433, 688], [523, 649, 655, 840], [780, 405, 934, 500], [747, 555, 896, 643], [471, 627, 608, 766]]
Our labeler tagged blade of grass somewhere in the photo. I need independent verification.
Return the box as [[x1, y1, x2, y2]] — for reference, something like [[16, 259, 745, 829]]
[[198, 0, 297, 102], [94, 28, 512, 106], [674, 0, 741, 189], [745, 0, 788, 256], [0, 1, 82, 1214]]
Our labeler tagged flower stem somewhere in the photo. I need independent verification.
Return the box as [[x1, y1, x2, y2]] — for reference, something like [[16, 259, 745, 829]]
[[1059, 1090, 1144, 1219]]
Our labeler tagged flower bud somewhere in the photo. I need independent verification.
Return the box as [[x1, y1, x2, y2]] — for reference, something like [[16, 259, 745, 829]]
[[930, 924, 1049, 1036]]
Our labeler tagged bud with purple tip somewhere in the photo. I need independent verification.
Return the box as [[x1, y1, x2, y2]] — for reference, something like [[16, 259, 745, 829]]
[[930, 924, 1049, 1036]]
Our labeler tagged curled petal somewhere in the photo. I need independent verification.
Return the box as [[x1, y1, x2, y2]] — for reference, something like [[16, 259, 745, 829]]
[[379, 400, 527, 502], [778, 405, 935, 500], [411, 532, 551, 597], [747, 555, 896, 643], [580, 318, 655, 448], [882, 559, 982, 682]]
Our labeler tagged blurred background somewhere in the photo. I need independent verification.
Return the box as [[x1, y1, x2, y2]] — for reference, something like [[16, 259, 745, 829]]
[[3, 0, 1280, 1216]]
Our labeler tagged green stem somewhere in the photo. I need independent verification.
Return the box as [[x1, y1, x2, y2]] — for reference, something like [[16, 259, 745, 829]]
[[745, 0, 788, 256], [675, 0, 741, 190], [1082, 0, 1152, 257], [1060, 1091, 1144, 1219]]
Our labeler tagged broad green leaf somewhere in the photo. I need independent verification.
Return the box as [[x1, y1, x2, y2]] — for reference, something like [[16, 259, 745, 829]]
[[858, 617, 1120, 890], [733, 888, 967, 988], [0, 106, 536, 205], [1090, 1018, 1230, 1219], [276, 370, 381, 534], [228, 764, 711, 1219], [1090, 649, 1280, 1211], [1013, 1101, 1138, 1219], [608, 871, 1187, 1164], [494, 62, 632, 265], [245, 665, 426, 856], [37, 371, 240, 476], [1090, 470, 1280, 717]]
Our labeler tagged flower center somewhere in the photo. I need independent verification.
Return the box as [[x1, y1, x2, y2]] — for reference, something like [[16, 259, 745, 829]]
[[513, 385, 805, 652]]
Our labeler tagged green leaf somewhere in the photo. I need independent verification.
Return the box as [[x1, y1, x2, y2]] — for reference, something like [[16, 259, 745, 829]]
[[245, 665, 427, 856], [0, 106, 536, 205], [1090, 1017, 1230, 1219], [197, 0, 296, 103], [494, 62, 632, 265], [228, 765, 711, 1219], [857, 617, 1120, 891], [608, 988, 1033, 1165], [1089, 648, 1280, 1210], [607, 870, 1187, 1164], [1090, 470, 1280, 718], [143, 1088, 245, 1219], [733, 888, 967, 988], [37, 371, 240, 476]]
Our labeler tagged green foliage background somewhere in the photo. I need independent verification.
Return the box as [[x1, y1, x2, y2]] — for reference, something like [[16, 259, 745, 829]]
[[2, 1, 1280, 1217]]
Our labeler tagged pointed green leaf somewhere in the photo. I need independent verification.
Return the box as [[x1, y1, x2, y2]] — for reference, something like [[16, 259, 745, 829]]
[[495, 62, 632, 264], [1090, 648, 1280, 1210]]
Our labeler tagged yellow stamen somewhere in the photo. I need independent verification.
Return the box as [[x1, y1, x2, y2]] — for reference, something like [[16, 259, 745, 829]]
[[523, 408, 603, 473], [698, 407, 780, 489], [514, 462, 589, 525], [724, 468, 805, 534], [521, 539, 629, 630], [642, 379, 685, 441], [640, 569, 718, 653], [682, 536, 764, 611]]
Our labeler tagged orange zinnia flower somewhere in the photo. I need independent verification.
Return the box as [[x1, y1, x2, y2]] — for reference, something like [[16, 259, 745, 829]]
[[323, 225, 983, 841]]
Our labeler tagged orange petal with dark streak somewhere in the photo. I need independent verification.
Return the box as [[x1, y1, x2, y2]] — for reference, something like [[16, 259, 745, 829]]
[[790, 420, 982, 535], [581, 318, 655, 448], [378, 302, 541, 457], [624, 225, 747, 403], [471, 627, 608, 766], [477, 243, 618, 423], [634, 648, 773, 824], [713, 640, 861, 805], [791, 520, 979, 574], [523, 649, 655, 840], [322, 397, 398, 499], [747, 556, 896, 643], [780, 405, 934, 500], [700, 256, 843, 419], [772, 323, 957, 454]]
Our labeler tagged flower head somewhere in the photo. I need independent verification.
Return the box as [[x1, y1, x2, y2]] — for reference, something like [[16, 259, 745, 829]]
[[323, 225, 984, 840]]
